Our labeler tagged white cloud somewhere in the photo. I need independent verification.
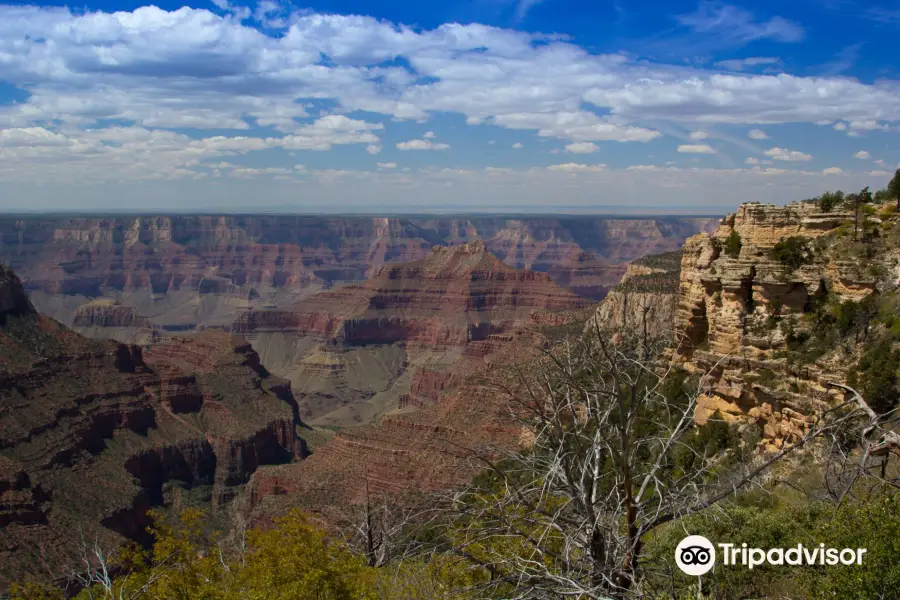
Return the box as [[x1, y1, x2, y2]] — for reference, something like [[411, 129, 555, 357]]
[[875, 159, 885, 166], [397, 139, 450, 150], [689, 130, 710, 140], [854, 150, 871, 159], [869, 170, 893, 177], [834, 122, 848, 131], [715, 57, 782, 71], [423, 131, 436, 139], [764, 147, 812, 162], [512, 142, 524, 149], [745, 157, 760, 165], [377, 162, 397, 169], [547, 163, 607, 173], [677, 4, 804, 44], [822, 167, 842, 175], [488, 140, 497, 145], [677, 144, 716, 154], [0, 4, 898, 201], [748, 129, 769, 140], [565, 142, 599, 154]]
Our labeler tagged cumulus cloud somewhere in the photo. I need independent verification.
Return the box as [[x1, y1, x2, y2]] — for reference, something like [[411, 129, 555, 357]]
[[869, 170, 893, 177], [397, 139, 450, 150], [377, 162, 397, 169], [764, 147, 812, 162], [0, 3, 898, 197], [565, 142, 599, 154], [678, 144, 716, 154], [748, 129, 769, 140], [689, 130, 710, 140], [423, 131, 436, 139], [823, 167, 842, 175], [512, 142, 524, 149], [854, 150, 871, 159]]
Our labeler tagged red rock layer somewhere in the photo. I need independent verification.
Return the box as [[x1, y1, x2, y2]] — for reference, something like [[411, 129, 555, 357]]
[[234, 241, 591, 347], [0, 216, 719, 328], [0, 265, 307, 589]]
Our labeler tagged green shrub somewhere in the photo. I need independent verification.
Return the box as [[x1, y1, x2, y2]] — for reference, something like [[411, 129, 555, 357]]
[[818, 190, 844, 213], [772, 236, 811, 269], [725, 230, 742, 258]]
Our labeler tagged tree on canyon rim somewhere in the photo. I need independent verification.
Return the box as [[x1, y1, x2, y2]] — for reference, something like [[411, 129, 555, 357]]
[[432, 302, 895, 600]]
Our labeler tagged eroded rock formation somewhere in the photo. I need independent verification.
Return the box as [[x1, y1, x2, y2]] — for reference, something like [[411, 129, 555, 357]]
[[0, 264, 306, 588], [672, 202, 884, 451], [0, 215, 718, 333], [233, 241, 591, 426]]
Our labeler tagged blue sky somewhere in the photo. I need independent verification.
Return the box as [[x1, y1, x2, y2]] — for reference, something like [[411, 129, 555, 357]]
[[0, 0, 898, 212]]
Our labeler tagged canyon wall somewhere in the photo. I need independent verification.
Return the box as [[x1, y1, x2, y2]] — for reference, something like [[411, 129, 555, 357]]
[[0, 263, 307, 589], [0, 215, 718, 337], [672, 201, 890, 452], [234, 241, 592, 426]]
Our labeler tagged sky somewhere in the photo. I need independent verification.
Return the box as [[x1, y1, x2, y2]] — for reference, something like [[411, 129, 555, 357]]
[[0, 0, 899, 213]]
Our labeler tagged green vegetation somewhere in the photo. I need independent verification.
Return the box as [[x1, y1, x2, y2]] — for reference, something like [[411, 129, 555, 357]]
[[724, 229, 742, 258], [889, 168, 900, 210], [818, 190, 845, 213], [772, 236, 811, 269], [645, 492, 900, 600]]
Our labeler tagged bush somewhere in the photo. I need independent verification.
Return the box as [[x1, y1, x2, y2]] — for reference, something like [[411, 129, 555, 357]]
[[849, 339, 900, 414], [772, 236, 811, 269], [819, 190, 844, 213], [725, 230, 742, 258]]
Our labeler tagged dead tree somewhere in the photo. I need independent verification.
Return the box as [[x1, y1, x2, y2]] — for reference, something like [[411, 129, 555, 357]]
[[437, 311, 873, 600]]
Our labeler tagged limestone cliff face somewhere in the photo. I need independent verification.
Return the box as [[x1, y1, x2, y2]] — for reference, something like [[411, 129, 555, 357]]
[[590, 251, 682, 336], [673, 202, 883, 451]]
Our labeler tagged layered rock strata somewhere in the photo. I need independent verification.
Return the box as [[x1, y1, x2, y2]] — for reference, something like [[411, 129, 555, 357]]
[[233, 241, 591, 426], [0, 215, 718, 332], [672, 202, 880, 451], [0, 264, 306, 589]]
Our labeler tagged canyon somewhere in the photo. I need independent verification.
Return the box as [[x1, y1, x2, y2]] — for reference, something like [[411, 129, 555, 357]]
[[5, 200, 897, 591], [233, 240, 592, 426], [0, 263, 306, 589], [0, 215, 718, 341]]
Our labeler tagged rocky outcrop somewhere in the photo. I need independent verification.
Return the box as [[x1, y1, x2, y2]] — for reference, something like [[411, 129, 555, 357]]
[[0, 264, 307, 589], [0, 215, 718, 332], [672, 202, 882, 451], [234, 242, 591, 425], [72, 299, 149, 328], [590, 251, 682, 336]]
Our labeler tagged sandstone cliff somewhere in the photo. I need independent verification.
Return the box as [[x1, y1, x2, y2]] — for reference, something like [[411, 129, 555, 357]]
[[590, 251, 682, 337], [234, 241, 592, 426], [672, 201, 894, 452], [0, 264, 307, 589]]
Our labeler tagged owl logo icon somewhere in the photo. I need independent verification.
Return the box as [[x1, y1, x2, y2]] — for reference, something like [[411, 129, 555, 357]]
[[675, 535, 716, 576]]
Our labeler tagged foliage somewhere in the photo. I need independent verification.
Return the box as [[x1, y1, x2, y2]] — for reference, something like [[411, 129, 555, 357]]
[[772, 236, 811, 269], [644, 492, 900, 600], [848, 339, 900, 414], [7, 582, 65, 600], [888, 168, 900, 207], [818, 190, 844, 213], [724, 230, 742, 258], [63, 509, 377, 600]]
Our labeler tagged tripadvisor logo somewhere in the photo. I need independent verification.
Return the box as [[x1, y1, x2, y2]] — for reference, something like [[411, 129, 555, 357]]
[[675, 535, 867, 575]]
